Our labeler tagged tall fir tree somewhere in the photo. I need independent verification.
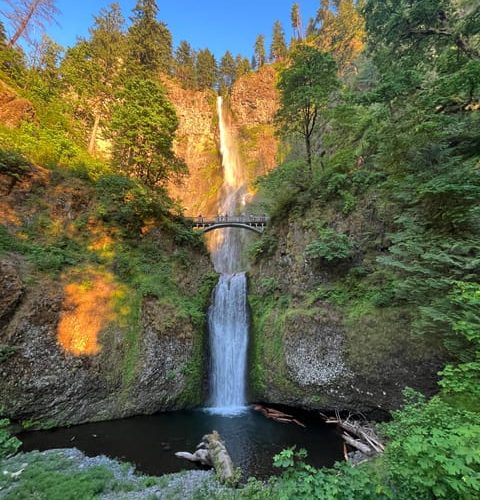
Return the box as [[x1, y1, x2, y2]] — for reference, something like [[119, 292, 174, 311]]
[[62, 2, 126, 153], [109, 78, 186, 187], [127, 0, 173, 76], [235, 55, 251, 80], [219, 50, 236, 90], [195, 48, 217, 90], [270, 20, 288, 62], [174, 40, 196, 89], [291, 3, 303, 41], [254, 34, 266, 68], [313, 0, 365, 72]]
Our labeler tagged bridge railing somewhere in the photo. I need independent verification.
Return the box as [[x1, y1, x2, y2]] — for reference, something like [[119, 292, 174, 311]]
[[189, 215, 269, 225]]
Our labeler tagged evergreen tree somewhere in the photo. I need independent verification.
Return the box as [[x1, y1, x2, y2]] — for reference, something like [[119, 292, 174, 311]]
[[235, 55, 251, 80], [254, 34, 266, 68], [0, 21, 7, 47], [219, 50, 236, 90], [127, 0, 173, 76], [35, 34, 63, 97], [270, 20, 288, 62], [62, 2, 126, 153], [195, 48, 217, 90], [291, 3, 303, 41], [250, 54, 257, 71], [109, 78, 186, 187], [174, 40, 196, 89], [313, 0, 366, 72], [276, 45, 338, 170]]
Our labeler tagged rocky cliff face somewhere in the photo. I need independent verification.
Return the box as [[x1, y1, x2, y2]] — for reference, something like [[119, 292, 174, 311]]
[[0, 165, 214, 427], [164, 79, 222, 217], [248, 201, 447, 417], [230, 66, 279, 186], [0, 81, 34, 128]]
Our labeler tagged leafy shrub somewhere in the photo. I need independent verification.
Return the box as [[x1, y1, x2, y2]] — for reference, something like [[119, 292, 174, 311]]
[[96, 175, 172, 235], [0, 419, 20, 459], [305, 228, 354, 262], [248, 233, 278, 262], [0, 149, 31, 179]]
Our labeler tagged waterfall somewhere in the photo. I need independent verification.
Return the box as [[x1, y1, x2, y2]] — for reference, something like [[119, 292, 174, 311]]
[[206, 97, 250, 415]]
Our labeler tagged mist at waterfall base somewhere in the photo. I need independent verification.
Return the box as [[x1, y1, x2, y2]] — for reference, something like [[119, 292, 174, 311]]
[[20, 409, 344, 479]]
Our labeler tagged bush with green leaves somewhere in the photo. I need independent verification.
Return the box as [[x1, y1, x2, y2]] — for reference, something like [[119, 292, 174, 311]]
[[305, 228, 354, 263], [0, 419, 20, 459]]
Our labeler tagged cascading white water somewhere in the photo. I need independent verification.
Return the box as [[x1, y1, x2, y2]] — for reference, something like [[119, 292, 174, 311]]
[[208, 274, 248, 412], [207, 97, 250, 415]]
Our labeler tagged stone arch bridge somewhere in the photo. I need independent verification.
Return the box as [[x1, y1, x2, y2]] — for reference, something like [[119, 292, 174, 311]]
[[188, 215, 268, 234]]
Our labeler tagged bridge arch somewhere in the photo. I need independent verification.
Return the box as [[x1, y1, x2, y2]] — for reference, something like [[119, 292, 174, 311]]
[[201, 223, 264, 234]]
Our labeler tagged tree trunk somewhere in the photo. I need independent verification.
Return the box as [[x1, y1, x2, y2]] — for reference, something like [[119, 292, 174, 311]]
[[88, 113, 101, 155], [8, 0, 41, 47]]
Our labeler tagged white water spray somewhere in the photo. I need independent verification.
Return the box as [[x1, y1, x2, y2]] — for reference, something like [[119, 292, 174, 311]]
[[207, 97, 250, 415]]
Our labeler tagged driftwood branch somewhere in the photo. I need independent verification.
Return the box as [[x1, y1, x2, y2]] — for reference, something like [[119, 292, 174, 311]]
[[321, 411, 384, 464], [254, 405, 306, 427], [175, 431, 240, 486]]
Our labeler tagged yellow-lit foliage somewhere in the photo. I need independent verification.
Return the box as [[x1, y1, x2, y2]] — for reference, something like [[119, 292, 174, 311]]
[[57, 271, 116, 356], [313, 0, 366, 73]]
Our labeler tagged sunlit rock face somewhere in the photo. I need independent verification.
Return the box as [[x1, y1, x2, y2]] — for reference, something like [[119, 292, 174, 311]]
[[0, 80, 35, 128], [163, 78, 222, 217], [165, 66, 280, 217], [57, 272, 116, 357]]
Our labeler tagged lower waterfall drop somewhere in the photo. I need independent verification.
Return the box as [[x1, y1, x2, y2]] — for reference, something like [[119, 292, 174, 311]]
[[206, 96, 250, 415], [208, 273, 248, 412]]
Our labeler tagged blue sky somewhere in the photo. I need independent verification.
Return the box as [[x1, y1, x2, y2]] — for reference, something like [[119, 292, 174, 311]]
[[9, 1, 319, 59]]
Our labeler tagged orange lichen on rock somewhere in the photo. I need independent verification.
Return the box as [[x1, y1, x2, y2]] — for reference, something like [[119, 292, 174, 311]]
[[58, 272, 116, 356]]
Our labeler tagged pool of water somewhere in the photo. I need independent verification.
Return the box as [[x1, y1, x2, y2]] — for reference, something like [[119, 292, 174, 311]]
[[20, 407, 343, 479]]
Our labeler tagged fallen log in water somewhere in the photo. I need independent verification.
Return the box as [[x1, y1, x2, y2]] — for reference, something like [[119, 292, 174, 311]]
[[321, 411, 384, 464], [175, 431, 240, 486], [254, 405, 306, 427]]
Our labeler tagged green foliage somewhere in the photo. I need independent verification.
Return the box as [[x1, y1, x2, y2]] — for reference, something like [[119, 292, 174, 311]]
[[95, 174, 172, 234], [383, 391, 480, 499], [0, 150, 31, 179], [305, 227, 354, 262], [276, 45, 338, 167], [109, 78, 186, 187], [248, 233, 278, 262], [0, 419, 20, 459]]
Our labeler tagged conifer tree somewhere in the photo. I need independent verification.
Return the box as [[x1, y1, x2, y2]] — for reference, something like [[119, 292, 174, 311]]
[[174, 40, 196, 89], [270, 20, 288, 62], [314, 0, 366, 72], [127, 0, 173, 76], [109, 78, 186, 187], [291, 3, 303, 41], [219, 50, 236, 90], [235, 55, 251, 79], [62, 2, 126, 153], [254, 34, 266, 68], [195, 48, 217, 90]]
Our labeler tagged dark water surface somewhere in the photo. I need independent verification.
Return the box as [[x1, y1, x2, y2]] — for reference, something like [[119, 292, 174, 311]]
[[20, 408, 343, 479]]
